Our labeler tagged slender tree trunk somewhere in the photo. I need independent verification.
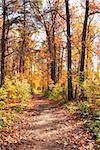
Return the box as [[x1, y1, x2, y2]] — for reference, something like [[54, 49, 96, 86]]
[[65, 0, 73, 100], [22, 0, 26, 74], [60, 47, 64, 78], [29, 56, 34, 94], [80, 0, 89, 98], [4, 23, 9, 77], [42, 0, 56, 84], [51, 41, 56, 84], [19, 0, 26, 74], [19, 54, 22, 73], [0, 0, 6, 87], [47, 57, 50, 89], [49, 0, 56, 84], [45, 29, 56, 84], [57, 45, 61, 82]]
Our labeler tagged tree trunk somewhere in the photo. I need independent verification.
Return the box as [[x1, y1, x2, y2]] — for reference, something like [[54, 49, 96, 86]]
[[46, 30, 56, 84], [65, 0, 73, 100], [57, 45, 61, 82], [19, 0, 26, 75], [0, 0, 6, 87], [80, 0, 89, 98], [51, 35, 56, 84], [42, 0, 56, 84], [49, 0, 56, 84]]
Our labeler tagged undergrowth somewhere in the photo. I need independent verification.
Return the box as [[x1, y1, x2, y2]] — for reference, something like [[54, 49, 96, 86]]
[[0, 75, 32, 147], [43, 83, 66, 100]]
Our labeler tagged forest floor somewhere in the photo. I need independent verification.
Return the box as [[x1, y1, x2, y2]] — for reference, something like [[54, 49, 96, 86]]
[[2, 95, 96, 150]]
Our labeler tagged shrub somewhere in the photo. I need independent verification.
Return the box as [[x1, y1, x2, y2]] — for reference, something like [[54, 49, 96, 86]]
[[0, 101, 6, 110], [79, 101, 90, 117], [11, 105, 26, 113], [0, 111, 14, 130], [52, 83, 66, 99], [83, 102, 100, 146], [0, 75, 31, 103], [82, 78, 100, 145], [66, 101, 79, 114], [43, 83, 66, 100], [43, 89, 51, 98], [0, 88, 7, 101], [85, 116, 100, 145], [0, 110, 16, 147], [83, 79, 100, 101]]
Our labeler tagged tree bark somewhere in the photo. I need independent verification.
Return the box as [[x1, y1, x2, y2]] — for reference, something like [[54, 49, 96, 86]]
[[48, 0, 56, 84], [0, 0, 6, 87], [65, 0, 73, 100], [50, 30, 56, 84], [19, 0, 26, 74], [80, 0, 89, 98]]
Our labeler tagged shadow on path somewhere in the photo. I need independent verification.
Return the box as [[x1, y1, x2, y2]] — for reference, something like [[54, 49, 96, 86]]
[[2, 95, 95, 150]]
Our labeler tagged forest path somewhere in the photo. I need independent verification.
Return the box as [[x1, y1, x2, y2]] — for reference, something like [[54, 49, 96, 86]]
[[8, 95, 95, 150]]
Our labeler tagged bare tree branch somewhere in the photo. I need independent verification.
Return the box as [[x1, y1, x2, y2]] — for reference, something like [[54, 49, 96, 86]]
[[4, 50, 16, 57], [88, 10, 100, 16]]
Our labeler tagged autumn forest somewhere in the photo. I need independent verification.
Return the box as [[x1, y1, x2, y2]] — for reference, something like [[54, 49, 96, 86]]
[[0, 0, 100, 149]]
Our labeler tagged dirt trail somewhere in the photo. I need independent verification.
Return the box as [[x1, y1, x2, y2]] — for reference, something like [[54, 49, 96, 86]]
[[6, 95, 95, 150]]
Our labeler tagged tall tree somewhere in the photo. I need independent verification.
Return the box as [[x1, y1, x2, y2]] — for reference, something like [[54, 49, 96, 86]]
[[80, 0, 89, 98], [0, 0, 21, 86], [48, 0, 57, 84], [32, 0, 57, 84], [65, 0, 73, 100], [0, 0, 6, 87], [19, 0, 26, 74]]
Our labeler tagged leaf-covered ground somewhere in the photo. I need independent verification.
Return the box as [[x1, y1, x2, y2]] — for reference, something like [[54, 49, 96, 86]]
[[1, 95, 96, 150]]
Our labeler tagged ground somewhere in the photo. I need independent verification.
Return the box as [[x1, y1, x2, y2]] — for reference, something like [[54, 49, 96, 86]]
[[2, 95, 96, 150]]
